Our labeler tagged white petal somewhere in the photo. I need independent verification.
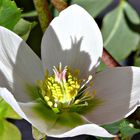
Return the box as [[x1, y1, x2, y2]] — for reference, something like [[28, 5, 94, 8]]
[[0, 88, 28, 121], [53, 124, 115, 138], [20, 102, 114, 138], [41, 5, 103, 77], [0, 26, 44, 102], [0, 88, 114, 138], [84, 67, 140, 125], [0, 87, 56, 134]]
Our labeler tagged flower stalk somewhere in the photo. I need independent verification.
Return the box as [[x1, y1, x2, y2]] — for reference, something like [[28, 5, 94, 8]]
[[102, 48, 120, 67], [33, 0, 52, 32], [51, 0, 68, 12]]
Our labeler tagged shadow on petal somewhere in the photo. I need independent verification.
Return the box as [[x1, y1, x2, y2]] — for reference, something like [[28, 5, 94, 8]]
[[41, 26, 100, 79], [85, 67, 140, 125]]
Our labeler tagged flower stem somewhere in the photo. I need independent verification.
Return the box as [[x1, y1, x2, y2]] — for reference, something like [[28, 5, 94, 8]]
[[33, 0, 52, 32], [102, 48, 120, 67], [51, 0, 67, 12]]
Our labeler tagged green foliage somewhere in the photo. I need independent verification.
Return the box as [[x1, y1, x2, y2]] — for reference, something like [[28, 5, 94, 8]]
[[21, 10, 38, 18], [0, 0, 36, 41], [0, 119, 21, 140], [0, 99, 21, 140], [102, 1, 140, 62], [119, 120, 140, 140], [70, 0, 112, 18], [96, 61, 107, 72], [0, 0, 21, 29], [0, 99, 21, 119], [97, 119, 140, 140], [134, 42, 140, 66], [13, 19, 37, 41], [102, 120, 122, 134], [32, 126, 46, 140]]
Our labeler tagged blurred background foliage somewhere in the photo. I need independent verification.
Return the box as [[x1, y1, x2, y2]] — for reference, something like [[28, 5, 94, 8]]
[[0, 0, 140, 139]]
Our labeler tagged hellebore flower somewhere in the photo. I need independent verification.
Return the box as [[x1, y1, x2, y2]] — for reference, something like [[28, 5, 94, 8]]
[[0, 4, 140, 138]]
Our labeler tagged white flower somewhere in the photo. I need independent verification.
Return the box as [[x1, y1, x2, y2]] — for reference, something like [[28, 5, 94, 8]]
[[0, 4, 140, 138]]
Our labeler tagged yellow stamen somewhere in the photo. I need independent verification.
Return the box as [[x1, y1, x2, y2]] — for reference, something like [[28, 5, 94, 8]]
[[38, 64, 96, 113], [47, 101, 53, 107]]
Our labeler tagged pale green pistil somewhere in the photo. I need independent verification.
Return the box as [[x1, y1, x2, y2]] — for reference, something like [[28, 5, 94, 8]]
[[38, 64, 96, 113]]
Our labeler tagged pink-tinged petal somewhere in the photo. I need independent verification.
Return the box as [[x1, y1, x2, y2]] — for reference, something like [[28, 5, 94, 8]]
[[84, 67, 140, 125], [0, 26, 44, 102], [41, 5, 103, 77]]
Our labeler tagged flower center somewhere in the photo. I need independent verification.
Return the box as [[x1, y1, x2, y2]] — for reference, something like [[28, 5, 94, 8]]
[[38, 63, 97, 114]]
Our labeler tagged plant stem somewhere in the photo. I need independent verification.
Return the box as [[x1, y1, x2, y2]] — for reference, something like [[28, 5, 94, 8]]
[[33, 0, 52, 32], [51, 0, 67, 12], [102, 48, 120, 67]]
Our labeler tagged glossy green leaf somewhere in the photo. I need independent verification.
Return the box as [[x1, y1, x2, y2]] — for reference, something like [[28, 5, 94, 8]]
[[102, 1, 140, 61], [13, 18, 37, 41], [70, 0, 112, 17], [0, 0, 21, 29], [119, 120, 140, 140], [102, 120, 122, 134], [97, 119, 140, 140], [124, 2, 140, 25], [96, 120, 122, 140], [0, 119, 21, 140], [0, 98, 21, 119]]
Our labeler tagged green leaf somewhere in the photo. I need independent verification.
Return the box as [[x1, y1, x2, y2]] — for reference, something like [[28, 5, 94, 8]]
[[21, 10, 38, 18], [97, 120, 122, 140], [96, 61, 107, 72], [97, 119, 140, 140], [134, 42, 140, 66], [13, 18, 37, 41], [0, 119, 21, 140], [0, 98, 21, 119], [119, 120, 140, 140], [32, 126, 46, 140], [134, 56, 140, 67], [0, 0, 21, 29], [102, 120, 122, 134], [102, 1, 140, 61], [70, 0, 112, 17], [124, 2, 140, 25]]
